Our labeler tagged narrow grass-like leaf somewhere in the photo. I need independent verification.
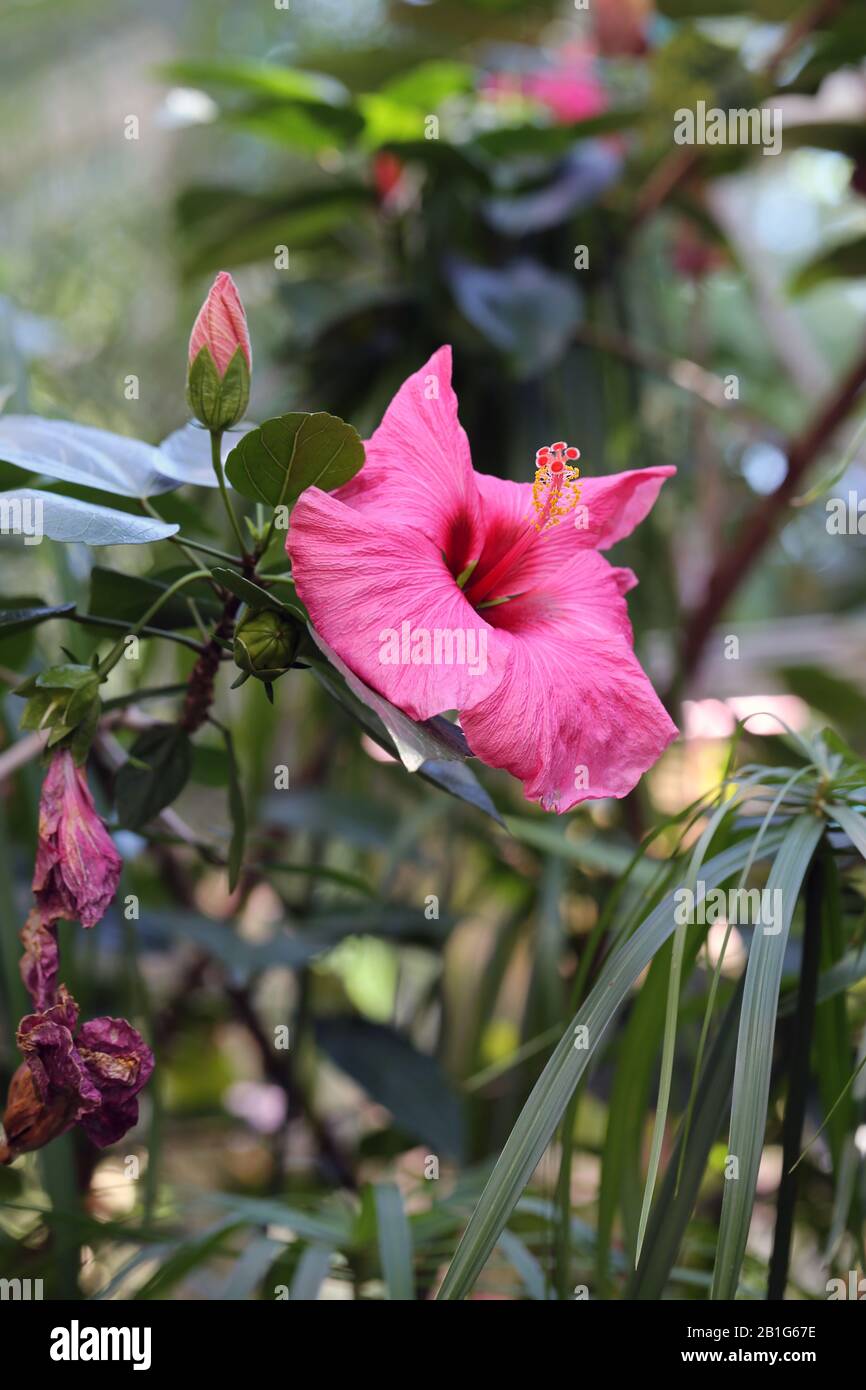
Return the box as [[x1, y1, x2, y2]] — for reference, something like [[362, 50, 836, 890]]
[[373, 1183, 414, 1300], [220, 1235, 285, 1300], [497, 1229, 548, 1300], [710, 813, 823, 1300], [829, 802, 866, 860], [290, 1244, 334, 1301], [437, 830, 785, 1300], [629, 979, 743, 1299]]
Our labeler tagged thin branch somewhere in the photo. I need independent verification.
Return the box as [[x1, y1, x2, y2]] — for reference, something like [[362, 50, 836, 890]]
[[574, 323, 775, 435], [675, 340, 866, 694]]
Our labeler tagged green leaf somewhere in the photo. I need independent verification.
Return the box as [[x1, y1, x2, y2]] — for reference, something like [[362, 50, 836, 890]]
[[628, 980, 743, 1299], [142, 905, 450, 983], [115, 725, 193, 829], [225, 412, 364, 509], [161, 58, 350, 104], [0, 416, 178, 497], [89, 567, 219, 629], [177, 186, 373, 275], [0, 489, 178, 545], [505, 815, 653, 882], [308, 630, 468, 772], [828, 802, 866, 860], [0, 600, 75, 634], [210, 567, 303, 619], [308, 632, 503, 824], [133, 1219, 243, 1300], [372, 1183, 415, 1300], [473, 108, 640, 159], [497, 1229, 548, 1301], [199, 1189, 352, 1245], [315, 1017, 464, 1159], [436, 829, 787, 1300], [219, 1235, 285, 1301], [711, 814, 824, 1299], [290, 1244, 333, 1301], [225, 101, 363, 153]]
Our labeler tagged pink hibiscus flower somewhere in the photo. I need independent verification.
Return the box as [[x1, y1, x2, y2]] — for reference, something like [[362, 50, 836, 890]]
[[288, 348, 677, 813]]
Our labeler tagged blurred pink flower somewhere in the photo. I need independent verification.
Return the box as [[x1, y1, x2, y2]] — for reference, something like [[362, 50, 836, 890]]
[[188, 270, 251, 376], [33, 749, 121, 929], [483, 48, 607, 126], [288, 347, 677, 813]]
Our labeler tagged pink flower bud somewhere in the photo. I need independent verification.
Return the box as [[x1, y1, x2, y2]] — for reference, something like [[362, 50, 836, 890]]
[[32, 750, 121, 930], [188, 271, 251, 378]]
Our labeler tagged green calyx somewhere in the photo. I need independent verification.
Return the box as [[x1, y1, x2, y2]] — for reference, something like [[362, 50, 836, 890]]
[[17, 663, 102, 763], [186, 344, 250, 432], [232, 607, 302, 685]]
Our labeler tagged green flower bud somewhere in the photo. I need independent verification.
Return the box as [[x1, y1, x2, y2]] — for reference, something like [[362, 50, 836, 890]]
[[233, 608, 301, 684]]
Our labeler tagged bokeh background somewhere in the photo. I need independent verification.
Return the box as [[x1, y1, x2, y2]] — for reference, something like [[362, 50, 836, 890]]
[[1, 0, 865, 1300]]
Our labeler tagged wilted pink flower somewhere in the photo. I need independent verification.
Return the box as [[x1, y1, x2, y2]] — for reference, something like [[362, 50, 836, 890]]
[[188, 270, 251, 377], [288, 347, 677, 814], [0, 987, 153, 1162], [33, 750, 121, 929], [19, 909, 59, 1012]]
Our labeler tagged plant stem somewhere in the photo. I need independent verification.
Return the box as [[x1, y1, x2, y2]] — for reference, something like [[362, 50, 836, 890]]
[[210, 430, 249, 559], [97, 569, 211, 676], [767, 850, 825, 1300], [174, 534, 244, 565], [69, 612, 207, 656], [140, 497, 219, 587]]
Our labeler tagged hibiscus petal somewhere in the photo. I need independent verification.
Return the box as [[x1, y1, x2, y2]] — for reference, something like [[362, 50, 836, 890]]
[[33, 751, 122, 930], [76, 1016, 154, 1148], [17, 992, 101, 1120], [289, 487, 508, 720], [19, 910, 59, 1012], [459, 549, 677, 812], [77, 1016, 155, 1104], [469, 465, 675, 600], [336, 346, 483, 577]]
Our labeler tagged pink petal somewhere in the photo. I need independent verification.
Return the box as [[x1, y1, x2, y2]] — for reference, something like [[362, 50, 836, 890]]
[[33, 751, 121, 929], [288, 487, 508, 720], [459, 549, 677, 812], [467, 465, 675, 602], [188, 271, 251, 376], [336, 347, 484, 578]]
